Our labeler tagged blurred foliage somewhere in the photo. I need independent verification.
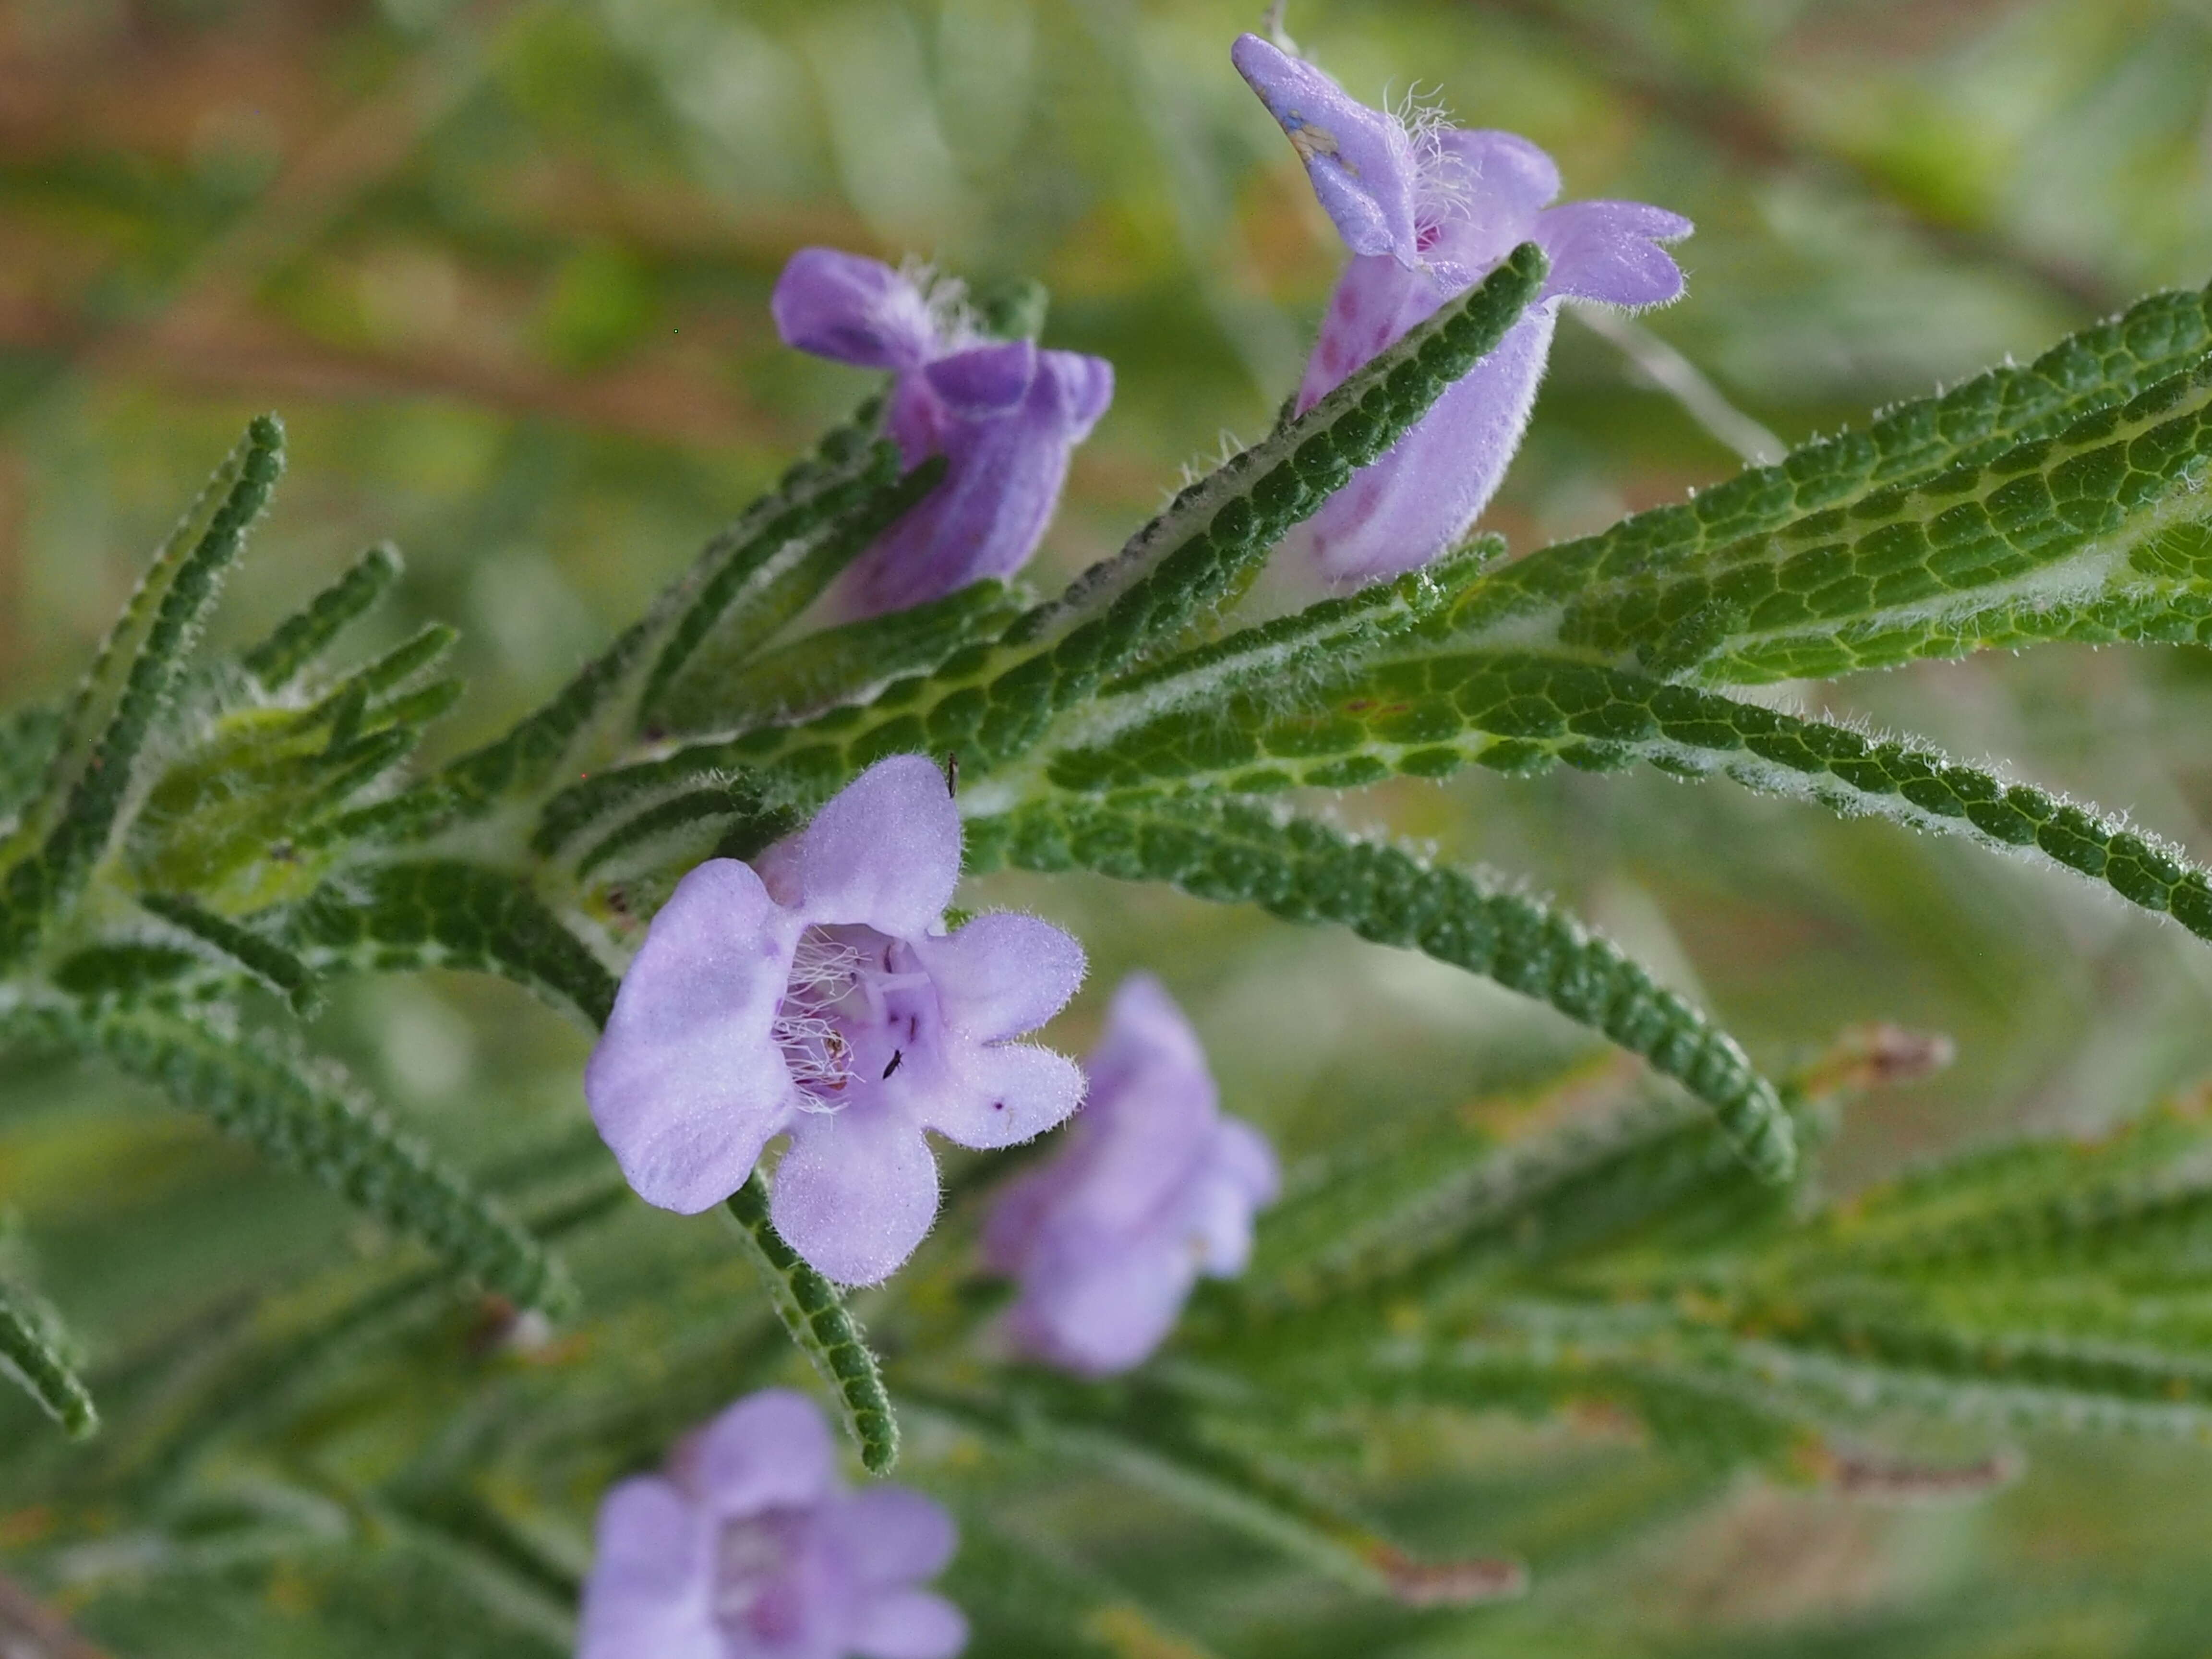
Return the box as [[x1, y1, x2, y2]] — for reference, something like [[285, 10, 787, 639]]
[[5, 0, 2212, 1654]]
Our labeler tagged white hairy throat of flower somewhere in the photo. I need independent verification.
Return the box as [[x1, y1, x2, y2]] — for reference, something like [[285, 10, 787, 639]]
[[772, 927, 932, 1114], [714, 1506, 810, 1640]]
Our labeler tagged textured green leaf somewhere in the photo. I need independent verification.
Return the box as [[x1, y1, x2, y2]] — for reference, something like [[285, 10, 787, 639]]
[[641, 454, 948, 734], [533, 250, 1549, 862], [0, 1002, 567, 1312], [286, 862, 616, 1028], [1049, 649, 2212, 945], [911, 1378, 1523, 1605], [241, 542, 403, 691], [963, 793, 1795, 1181], [0, 1278, 98, 1439], [1724, 1314, 2212, 1437], [1450, 281, 2212, 670], [722, 1175, 900, 1474], [1298, 1332, 1815, 1475], [704, 577, 1022, 728], [139, 892, 325, 1017], [0, 416, 285, 966], [341, 402, 921, 849], [0, 704, 60, 827], [1238, 1095, 1763, 1316]]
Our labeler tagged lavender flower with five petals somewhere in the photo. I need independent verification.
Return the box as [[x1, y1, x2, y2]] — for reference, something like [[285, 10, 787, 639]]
[[1232, 33, 1693, 586], [585, 754, 1086, 1286], [984, 974, 1278, 1377], [773, 248, 1114, 619], [579, 1387, 967, 1659]]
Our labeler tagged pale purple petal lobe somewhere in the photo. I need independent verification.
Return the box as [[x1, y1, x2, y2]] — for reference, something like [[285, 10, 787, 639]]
[[773, 1101, 942, 1286], [832, 1489, 959, 1584], [692, 1388, 839, 1516], [577, 1477, 721, 1659], [1535, 200, 1693, 308], [796, 755, 962, 935], [923, 340, 1038, 416], [1044, 349, 1115, 438], [853, 1591, 970, 1659], [910, 913, 1086, 1044], [924, 1042, 1086, 1150], [587, 858, 797, 1214], [1232, 33, 1418, 260], [774, 248, 941, 371]]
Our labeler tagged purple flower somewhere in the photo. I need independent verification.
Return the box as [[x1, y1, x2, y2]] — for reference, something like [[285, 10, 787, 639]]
[[983, 974, 1278, 1377], [579, 1387, 967, 1659], [773, 248, 1114, 619], [586, 755, 1086, 1286], [1232, 33, 1693, 587]]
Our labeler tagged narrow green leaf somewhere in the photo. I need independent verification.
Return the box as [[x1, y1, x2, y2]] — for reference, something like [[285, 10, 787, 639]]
[[1241, 1094, 1756, 1314], [533, 251, 1550, 858], [723, 1175, 899, 1474], [1450, 278, 2212, 658], [964, 794, 1795, 1181], [637, 399, 895, 723], [910, 1379, 1523, 1605], [1727, 1313, 2212, 1437], [0, 417, 285, 967], [242, 542, 403, 690], [642, 454, 949, 734], [5, 1002, 568, 1312], [1491, 359, 2212, 681], [140, 892, 324, 1016], [1297, 1333, 1815, 1475], [0, 1279, 98, 1439], [286, 861, 616, 1028], [1049, 648, 2212, 946], [352, 399, 915, 843], [705, 577, 1022, 728]]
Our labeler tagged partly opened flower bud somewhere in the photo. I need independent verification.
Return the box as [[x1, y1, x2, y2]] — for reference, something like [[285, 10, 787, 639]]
[[772, 248, 1113, 618], [1233, 33, 1692, 587]]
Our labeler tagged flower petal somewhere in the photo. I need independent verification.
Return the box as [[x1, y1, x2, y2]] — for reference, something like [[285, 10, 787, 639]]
[[1041, 348, 1115, 440], [1444, 129, 1561, 226], [772, 1098, 942, 1285], [691, 1387, 840, 1516], [1007, 1238, 1197, 1377], [1190, 1119, 1280, 1276], [1287, 306, 1558, 586], [853, 1590, 970, 1659], [587, 859, 797, 1214], [923, 1042, 1086, 1150], [773, 248, 940, 370], [796, 755, 962, 936], [976, 1156, 1070, 1275], [1232, 34, 1419, 260], [578, 1477, 721, 1659], [923, 339, 1038, 417], [1083, 973, 1209, 1104], [829, 1487, 959, 1586], [1296, 253, 1439, 414], [911, 912, 1086, 1045], [1536, 200, 1692, 309], [836, 351, 1106, 619]]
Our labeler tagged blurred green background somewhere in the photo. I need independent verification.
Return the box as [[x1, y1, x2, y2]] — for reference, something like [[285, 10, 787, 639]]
[[6, 0, 2212, 1653]]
